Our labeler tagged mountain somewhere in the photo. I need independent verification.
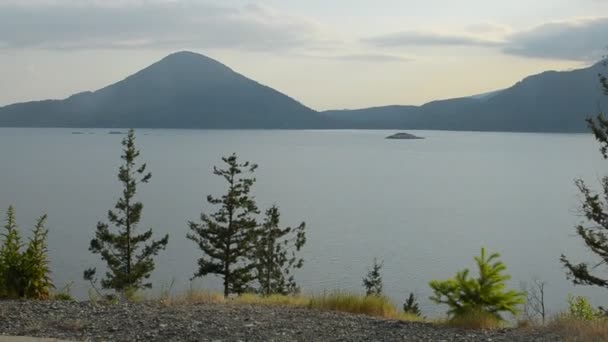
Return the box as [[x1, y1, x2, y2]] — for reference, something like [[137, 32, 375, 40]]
[[323, 61, 608, 132], [1, 52, 606, 132], [0, 51, 327, 129]]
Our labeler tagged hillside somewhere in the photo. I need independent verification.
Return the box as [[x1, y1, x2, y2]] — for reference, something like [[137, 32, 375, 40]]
[[0, 52, 327, 129], [324, 61, 608, 132]]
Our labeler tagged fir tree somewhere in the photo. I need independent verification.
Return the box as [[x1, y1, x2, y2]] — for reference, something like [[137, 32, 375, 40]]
[[84, 129, 168, 294], [429, 247, 525, 320], [188, 153, 260, 297], [362, 258, 383, 296], [22, 214, 52, 299], [561, 63, 608, 291], [0, 206, 23, 298], [255, 205, 306, 295], [403, 292, 422, 317]]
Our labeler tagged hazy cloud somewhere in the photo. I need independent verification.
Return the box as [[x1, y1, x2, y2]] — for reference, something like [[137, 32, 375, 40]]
[[365, 17, 608, 62], [0, 1, 325, 51], [312, 53, 411, 62], [503, 17, 608, 61], [363, 31, 502, 48]]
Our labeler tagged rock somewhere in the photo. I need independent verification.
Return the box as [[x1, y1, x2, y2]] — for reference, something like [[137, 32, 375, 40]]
[[0, 300, 561, 341], [386, 132, 424, 139]]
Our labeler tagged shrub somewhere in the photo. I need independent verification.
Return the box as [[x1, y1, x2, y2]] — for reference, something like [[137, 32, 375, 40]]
[[446, 309, 503, 330], [567, 295, 602, 321], [403, 292, 422, 317], [0, 206, 53, 299], [429, 247, 525, 321], [549, 315, 608, 342]]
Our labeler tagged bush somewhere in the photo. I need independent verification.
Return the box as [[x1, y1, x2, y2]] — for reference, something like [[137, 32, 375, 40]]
[[446, 309, 503, 330], [0, 206, 53, 299], [567, 295, 602, 321], [549, 315, 608, 342], [429, 247, 524, 322], [403, 292, 422, 317]]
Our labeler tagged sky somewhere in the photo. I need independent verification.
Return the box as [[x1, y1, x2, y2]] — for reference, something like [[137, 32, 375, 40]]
[[0, 0, 607, 110]]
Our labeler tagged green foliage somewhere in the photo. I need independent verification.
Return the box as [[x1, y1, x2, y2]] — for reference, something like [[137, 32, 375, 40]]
[[362, 258, 383, 296], [562, 65, 608, 291], [0, 206, 22, 298], [85, 129, 168, 295], [429, 247, 525, 320], [403, 292, 422, 317], [0, 206, 53, 299], [52, 282, 75, 301], [255, 205, 306, 296], [21, 214, 52, 299], [188, 153, 260, 297], [567, 295, 602, 321]]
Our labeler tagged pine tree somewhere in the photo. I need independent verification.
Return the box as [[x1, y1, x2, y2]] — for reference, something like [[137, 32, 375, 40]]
[[188, 153, 260, 297], [255, 205, 306, 296], [362, 258, 383, 296], [561, 63, 608, 290], [429, 247, 525, 320], [84, 129, 168, 294], [403, 292, 422, 317], [22, 214, 52, 299], [0, 206, 23, 298]]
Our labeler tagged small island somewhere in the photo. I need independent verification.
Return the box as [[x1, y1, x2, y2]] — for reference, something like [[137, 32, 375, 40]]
[[386, 132, 424, 140], [108, 131, 126, 135]]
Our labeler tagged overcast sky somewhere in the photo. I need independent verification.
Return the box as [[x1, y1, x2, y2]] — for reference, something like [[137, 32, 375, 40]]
[[1, 0, 607, 110]]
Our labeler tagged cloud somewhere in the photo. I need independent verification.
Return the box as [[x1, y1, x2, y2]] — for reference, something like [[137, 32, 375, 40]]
[[316, 53, 411, 62], [503, 17, 608, 61], [363, 31, 502, 48], [364, 17, 608, 62], [0, 1, 327, 51]]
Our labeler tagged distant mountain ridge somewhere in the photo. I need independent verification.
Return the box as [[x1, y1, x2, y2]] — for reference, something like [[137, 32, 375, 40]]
[[0, 52, 606, 132], [323, 61, 608, 132]]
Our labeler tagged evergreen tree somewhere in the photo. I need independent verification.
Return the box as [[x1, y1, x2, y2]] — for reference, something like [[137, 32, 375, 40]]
[[403, 292, 422, 317], [255, 205, 306, 295], [0, 206, 23, 298], [362, 258, 383, 296], [188, 153, 260, 297], [22, 214, 52, 299], [429, 247, 525, 320], [0, 207, 53, 299], [561, 64, 608, 290], [84, 129, 168, 293]]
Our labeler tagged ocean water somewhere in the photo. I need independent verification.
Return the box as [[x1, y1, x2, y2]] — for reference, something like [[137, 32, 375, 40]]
[[1, 127, 606, 315]]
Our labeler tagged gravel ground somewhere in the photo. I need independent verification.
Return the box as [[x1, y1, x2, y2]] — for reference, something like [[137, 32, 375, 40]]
[[0, 301, 561, 342]]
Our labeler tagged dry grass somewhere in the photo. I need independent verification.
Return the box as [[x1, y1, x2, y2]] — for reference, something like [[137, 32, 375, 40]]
[[160, 288, 225, 306], [440, 311, 503, 330], [548, 315, 608, 342], [308, 291, 424, 322], [159, 289, 423, 322], [234, 293, 309, 307]]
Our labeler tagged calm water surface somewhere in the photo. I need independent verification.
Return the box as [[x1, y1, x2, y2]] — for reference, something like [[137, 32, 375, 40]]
[[0, 128, 605, 315]]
